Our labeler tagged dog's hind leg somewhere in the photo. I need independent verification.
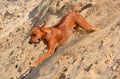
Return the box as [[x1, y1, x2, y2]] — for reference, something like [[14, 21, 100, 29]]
[[75, 13, 96, 31]]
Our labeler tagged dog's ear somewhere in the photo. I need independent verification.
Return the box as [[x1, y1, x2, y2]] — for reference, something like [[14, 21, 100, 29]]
[[36, 25, 40, 27], [41, 21, 46, 27], [36, 21, 46, 29]]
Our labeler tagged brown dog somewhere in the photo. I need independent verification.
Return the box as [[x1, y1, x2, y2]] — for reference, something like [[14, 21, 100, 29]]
[[29, 3, 96, 67]]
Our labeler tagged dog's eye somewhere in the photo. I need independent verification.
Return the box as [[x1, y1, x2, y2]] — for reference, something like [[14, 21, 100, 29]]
[[32, 34, 36, 37]]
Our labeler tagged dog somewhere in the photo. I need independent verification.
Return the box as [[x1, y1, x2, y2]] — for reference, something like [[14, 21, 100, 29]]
[[28, 3, 96, 67]]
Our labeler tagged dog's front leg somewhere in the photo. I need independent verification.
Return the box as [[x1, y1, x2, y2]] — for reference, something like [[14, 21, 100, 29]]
[[30, 42, 56, 67]]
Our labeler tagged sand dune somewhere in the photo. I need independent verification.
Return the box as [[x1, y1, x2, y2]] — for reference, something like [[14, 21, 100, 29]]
[[0, 0, 120, 79]]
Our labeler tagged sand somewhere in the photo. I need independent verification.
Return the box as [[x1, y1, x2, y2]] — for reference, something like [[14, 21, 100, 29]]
[[0, 0, 120, 79]]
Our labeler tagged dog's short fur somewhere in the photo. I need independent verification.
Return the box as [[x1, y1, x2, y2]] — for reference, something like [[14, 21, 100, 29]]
[[29, 3, 96, 67]]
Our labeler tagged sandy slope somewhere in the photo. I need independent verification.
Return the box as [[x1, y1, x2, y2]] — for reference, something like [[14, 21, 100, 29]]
[[0, 0, 120, 79]]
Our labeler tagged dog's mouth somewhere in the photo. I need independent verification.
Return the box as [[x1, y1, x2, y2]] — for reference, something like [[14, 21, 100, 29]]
[[34, 39, 40, 47]]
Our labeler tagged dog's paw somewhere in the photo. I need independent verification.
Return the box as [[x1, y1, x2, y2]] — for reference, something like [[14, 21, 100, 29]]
[[30, 63, 37, 68], [88, 27, 96, 32]]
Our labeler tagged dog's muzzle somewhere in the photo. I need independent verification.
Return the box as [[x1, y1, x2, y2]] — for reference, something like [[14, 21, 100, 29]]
[[28, 40, 33, 44], [28, 39, 40, 47]]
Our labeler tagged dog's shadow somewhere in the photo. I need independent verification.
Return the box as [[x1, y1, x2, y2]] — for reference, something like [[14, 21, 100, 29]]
[[18, 64, 42, 79], [80, 3, 92, 12]]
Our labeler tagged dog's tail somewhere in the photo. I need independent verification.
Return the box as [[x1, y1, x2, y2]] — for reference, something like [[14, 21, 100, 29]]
[[72, 3, 83, 12]]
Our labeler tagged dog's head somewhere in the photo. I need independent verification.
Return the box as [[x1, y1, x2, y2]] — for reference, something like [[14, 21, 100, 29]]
[[28, 21, 46, 47]]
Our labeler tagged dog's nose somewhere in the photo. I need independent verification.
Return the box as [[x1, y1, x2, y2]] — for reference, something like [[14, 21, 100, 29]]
[[28, 40, 33, 44]]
